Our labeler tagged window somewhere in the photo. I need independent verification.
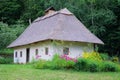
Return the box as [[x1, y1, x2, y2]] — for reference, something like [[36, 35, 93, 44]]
[[35, 49, 38, 55], [45, 47, 48, 55], [20, 51, 22, 57], [63, 47, 69, 55], [15, 52, 17, 58]]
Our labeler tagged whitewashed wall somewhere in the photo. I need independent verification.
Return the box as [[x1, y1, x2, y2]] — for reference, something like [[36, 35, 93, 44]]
[[14, 41, 54, 63], [14, 47, 26, 63], [52, 41, 93, 58], [13, 40, 93, 64], [29, 41, 54, 62]]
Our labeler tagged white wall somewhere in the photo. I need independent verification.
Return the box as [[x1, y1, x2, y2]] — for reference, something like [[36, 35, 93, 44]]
[[29, 41, 54, 62], [52, 41, 93, 58], [14, 47, 26, 63], [13, 40, 93, 63], [14, 41, 54, 63]]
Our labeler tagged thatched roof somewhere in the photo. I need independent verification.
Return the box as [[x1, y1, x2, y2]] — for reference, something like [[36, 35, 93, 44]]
[[8, 8, 104, 48]]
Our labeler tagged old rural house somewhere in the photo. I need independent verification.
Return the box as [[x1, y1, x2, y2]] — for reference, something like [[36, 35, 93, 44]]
[[8, 7, 104, 63]]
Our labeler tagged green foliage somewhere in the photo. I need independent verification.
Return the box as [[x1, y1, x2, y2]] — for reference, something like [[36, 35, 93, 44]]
[[86, 60, 100, 72], [74, 58, 100, 72], [0, 57, 13, 64], [51, 54, 67, 69], [20, 0, 45, 23], [0, 22, 16, 49], [48, 54, 75, 70], [33, 54, 120, 72], [101, 61, 120, 72], [0, 49, 13, 54], [74, 57, 120, 72], [100, 53, 109, 60], [33, 60, 49, 69], [65, 60, 75, 69], [74, 58, 88, 71], [33, 54, 75, 70], [0, 0, 120, 56], [111, 56, 119, 63], [0, 22, 25, 49], [0, 0, 23, 24], [83, 51, 103, 61]]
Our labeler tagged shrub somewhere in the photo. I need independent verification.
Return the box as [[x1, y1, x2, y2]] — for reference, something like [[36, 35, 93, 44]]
[[101, 61, 120, 72], [74, 58, 120, 72], [74, 58, 100, 72], [33, 60, 48, 69], [33, 54, 75, 69], [0, 57, 13, 64], [51, 58, 66, 69], [33, 55, 67, 69], [65, 60, 75, 69], [74, 58, 88, 71], [86, 60, 100, 72], [83, 51, 102, 61], [33, 54, 120, 72], [51, 54, 64, 69], [100, 53, 109, 61], [51, 54, 75, 69], [111, 56, 119, 63]]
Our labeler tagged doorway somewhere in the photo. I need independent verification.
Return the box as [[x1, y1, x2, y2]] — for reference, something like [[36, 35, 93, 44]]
[[26, 48, 30, 63]]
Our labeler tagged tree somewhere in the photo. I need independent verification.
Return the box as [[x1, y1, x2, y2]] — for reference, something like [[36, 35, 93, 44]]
[[0, 22, 25, 49], [0, 0, 120, 56], [20, 0, 45, 24], [0, 0, 23, 24]]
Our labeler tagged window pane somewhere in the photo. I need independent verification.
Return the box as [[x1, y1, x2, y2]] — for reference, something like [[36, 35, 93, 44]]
[[15, 52, 17, 57], [45, 47, 48, 55], [20, 51, 22, 57], [63, 48, 69, 55], [35, 49, 38, 55]]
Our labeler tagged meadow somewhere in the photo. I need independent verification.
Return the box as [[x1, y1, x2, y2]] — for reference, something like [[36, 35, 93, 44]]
[[0, 64, 120, 80]]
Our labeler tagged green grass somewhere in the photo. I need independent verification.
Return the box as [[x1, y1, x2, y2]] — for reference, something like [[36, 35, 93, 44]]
[[0, 64, 120, 80]]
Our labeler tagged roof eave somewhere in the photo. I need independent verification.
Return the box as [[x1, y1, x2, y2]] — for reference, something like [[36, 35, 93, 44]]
[[7, 39, 104, 48]]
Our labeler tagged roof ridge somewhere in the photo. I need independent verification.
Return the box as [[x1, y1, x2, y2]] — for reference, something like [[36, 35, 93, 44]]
[[33, 8, 73, 23], [33, 12, 59, 23]]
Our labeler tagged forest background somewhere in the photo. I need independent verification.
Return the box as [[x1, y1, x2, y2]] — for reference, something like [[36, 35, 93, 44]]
[[0, 0, 120, 57]]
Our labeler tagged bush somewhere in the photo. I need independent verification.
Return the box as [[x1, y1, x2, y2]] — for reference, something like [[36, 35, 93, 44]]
[[83, 51, 102, 61], [74, 58, 88, 71], [51, 58, 66, 69], [65, 60, 75, 69], [33, 60, 49, 69], [74, 58, 100, 72], [33, 54, 120, 72], [101, 61, 120, 72], [100, 53, 109, 61], [0, 57, 13, 64], [51, 54, 75, 69], [111, 56, 119, 63], [86, 60, 100, 72], [33, 54, 75, 69]]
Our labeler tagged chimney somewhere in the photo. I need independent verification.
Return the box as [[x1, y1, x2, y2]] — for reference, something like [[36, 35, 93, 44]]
[[45, 7, 55, 15]]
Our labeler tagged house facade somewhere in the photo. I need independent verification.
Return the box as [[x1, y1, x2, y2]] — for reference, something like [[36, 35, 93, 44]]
[[8, 7, 104, 64], [13, 40, 93, 63]]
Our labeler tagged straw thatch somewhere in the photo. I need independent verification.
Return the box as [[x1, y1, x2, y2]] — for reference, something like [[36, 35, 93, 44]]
[[8, 8, 104, 48]]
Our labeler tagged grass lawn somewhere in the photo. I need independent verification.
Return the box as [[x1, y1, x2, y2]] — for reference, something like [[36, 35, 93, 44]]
[[0, 64, 120, 80]]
